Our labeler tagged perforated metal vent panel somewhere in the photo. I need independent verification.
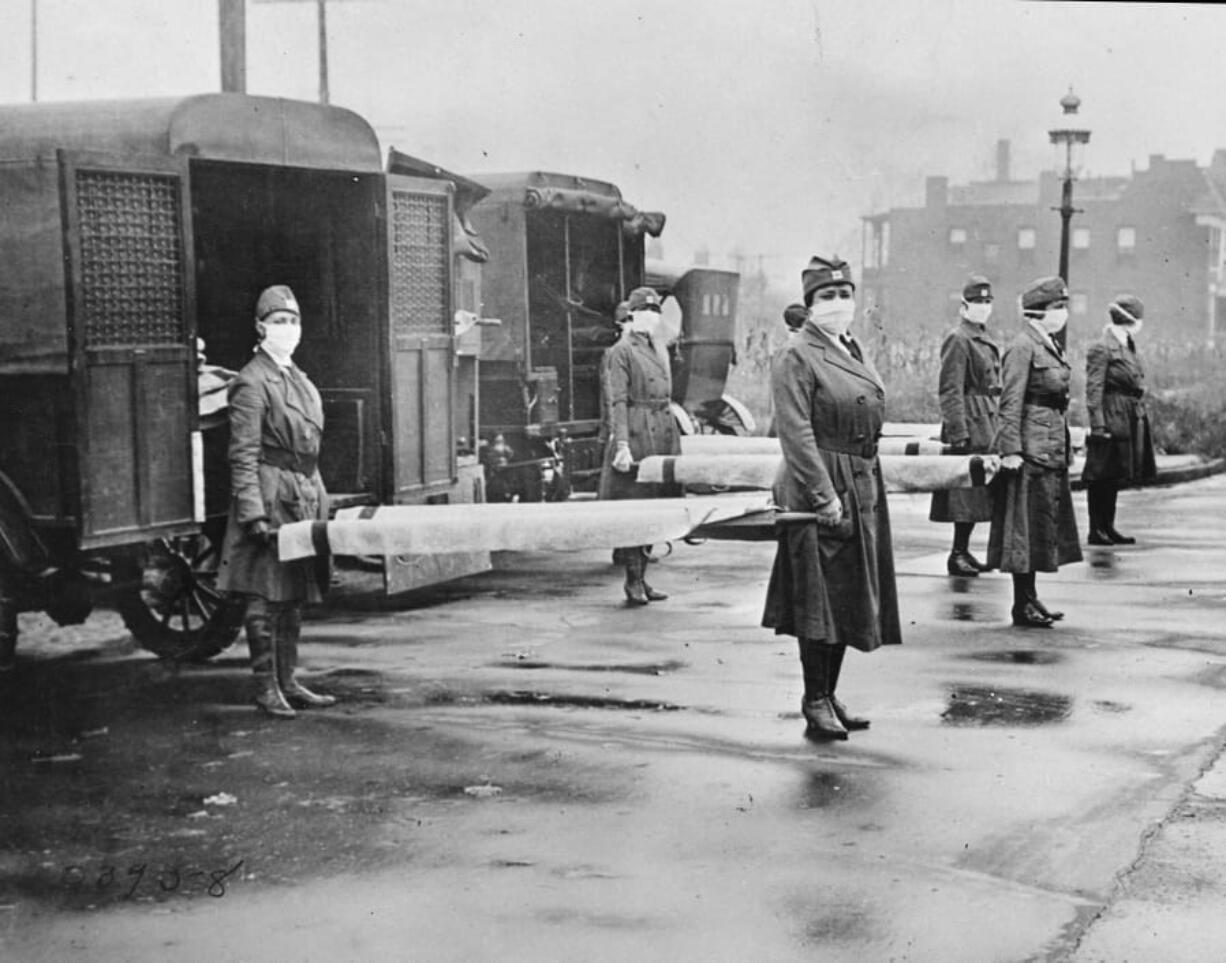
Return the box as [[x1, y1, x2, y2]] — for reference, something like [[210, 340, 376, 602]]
[[76, 170, 185, 347], [389, 190, 448, 337]]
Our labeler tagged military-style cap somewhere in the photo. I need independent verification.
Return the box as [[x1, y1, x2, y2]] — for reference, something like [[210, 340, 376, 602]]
[[614, 301, 631, 324], [801, 255, 855, 303], [962, 275, 993, 301], [626, 286, 662, 312], [1109, 294, 1144, 325], [1020, 276, 1069, 311], [255, 285, 300, 321], [783, 303, 808, 331]]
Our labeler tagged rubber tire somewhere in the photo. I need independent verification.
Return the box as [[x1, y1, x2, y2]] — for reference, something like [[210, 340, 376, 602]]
[[117, 526, 241, 663]]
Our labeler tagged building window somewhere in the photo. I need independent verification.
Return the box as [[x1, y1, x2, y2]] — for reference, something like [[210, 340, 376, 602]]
[[1071, 293, 1088, 316], [984, 243, 1000, 264], [949, 227, 967, 246], [1117, 226, 1136, 251], [1017, 227, 1036, 250], [1073, 227, 1091, 250]]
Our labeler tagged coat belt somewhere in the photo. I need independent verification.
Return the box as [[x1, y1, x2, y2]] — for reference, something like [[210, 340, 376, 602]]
[[1023, 392, 1068, 412], [818, 441, 879, 459], [627, 399, 671, 410], [262, 446, 319, 476], [1105, 386, 1145, 399]]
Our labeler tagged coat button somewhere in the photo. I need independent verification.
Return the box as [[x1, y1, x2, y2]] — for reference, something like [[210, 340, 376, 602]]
[[855, 432, 866, 441], [857, 396, 866, 405]]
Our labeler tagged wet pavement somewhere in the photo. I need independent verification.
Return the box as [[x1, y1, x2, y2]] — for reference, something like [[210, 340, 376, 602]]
[[3, 476, 1226, 961]]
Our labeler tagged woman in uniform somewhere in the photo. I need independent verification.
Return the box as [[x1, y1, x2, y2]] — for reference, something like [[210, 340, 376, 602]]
[[987, 276, 1082, 628], [218, 285, 335, 718], [599, 287, 681, 605], [763, 256, 902, 741], [1083, 294, 1156, 545], [930, 275, 1001, 576]]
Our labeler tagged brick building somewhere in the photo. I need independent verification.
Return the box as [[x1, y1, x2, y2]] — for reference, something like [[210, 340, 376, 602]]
[[860, 141, 1226, 346]]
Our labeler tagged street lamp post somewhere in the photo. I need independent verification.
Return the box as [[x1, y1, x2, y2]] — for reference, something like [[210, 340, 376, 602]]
[[1048, 87, 1091, 286]]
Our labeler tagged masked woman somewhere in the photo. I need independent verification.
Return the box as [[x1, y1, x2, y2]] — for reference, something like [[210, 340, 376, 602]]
[[987, 276, 1083, 628], [599, 286, 681, 604], [762, 256, 902, 741], [1083, 294, 1156, 545], [218, 285, 335, 718], [929, 276, 1001, 576]]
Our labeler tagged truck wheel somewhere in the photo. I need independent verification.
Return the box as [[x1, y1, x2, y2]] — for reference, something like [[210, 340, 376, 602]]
[[117, 531, 241, 662]]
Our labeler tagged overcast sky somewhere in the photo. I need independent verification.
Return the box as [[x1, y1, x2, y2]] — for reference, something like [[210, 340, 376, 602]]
[[0, 0, 1222, 287]]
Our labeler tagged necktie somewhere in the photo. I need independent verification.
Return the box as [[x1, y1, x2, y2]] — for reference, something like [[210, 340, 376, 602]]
[[841, 335, 863, 363], [1127, 335, 1136, 352]]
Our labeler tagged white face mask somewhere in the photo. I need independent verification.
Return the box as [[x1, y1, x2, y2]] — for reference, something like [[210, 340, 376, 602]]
[[1119, 319, 1143, 337], [808, 299, 856, 338], [1034, 308, 1068, 335], [961, 301, 992, 325], [630, 310, 660, 338], [259, 321, 302, 362]]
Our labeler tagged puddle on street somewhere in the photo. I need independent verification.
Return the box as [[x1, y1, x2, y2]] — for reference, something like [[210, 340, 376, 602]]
[[941, 684, 1072, 726], [1087, 549, 1119, 579], [493, 659, 687, 676], [964, 649, 1064, 665], [484, 691, 683, 711], [795, 769, 870, 811], [943, 577, 999, 622]]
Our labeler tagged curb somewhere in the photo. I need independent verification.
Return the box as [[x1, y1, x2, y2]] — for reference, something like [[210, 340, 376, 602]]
[[1070, 456, 1226, 491]]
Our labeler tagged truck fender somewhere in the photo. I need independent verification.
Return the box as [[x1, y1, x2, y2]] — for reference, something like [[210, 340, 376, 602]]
[[670, 402, 696, 436], [718, 394, 757, 436]]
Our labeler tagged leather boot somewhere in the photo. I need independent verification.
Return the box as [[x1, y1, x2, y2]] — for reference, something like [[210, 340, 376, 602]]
[[275, 606, 336, 709], [1086, 484, 1114, 545], [1031, 599, 1065, 622], [1103, 487, 1135, 544], [801, 696, 849, 741], [827, 645, 869, 730], [640, 551, 669, 602], [799, 642, 848, 741], [622, 549, 649, 606], [1011, 601, 1053, 628], [946, 551, 980, 577], [245, 607, 296, 719]]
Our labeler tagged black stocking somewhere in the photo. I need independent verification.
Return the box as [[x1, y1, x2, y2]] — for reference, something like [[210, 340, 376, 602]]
[[1011, 572, 1036, 608], [798, 639, 831, 701], [828, 644, 847, 695]]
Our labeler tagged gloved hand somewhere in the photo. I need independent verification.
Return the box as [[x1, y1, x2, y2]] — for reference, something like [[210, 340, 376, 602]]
[[246, 518, 278, 549], [813, 497, 843, 527], [1000, 454, 1024, 472], [612, 442, 634, 473]]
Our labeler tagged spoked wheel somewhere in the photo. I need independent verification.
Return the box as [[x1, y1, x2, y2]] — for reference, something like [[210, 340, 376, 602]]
[[117, 528, 241, 662]]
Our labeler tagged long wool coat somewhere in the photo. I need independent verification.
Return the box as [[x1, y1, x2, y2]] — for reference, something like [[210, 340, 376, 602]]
[[761, 326, 902, 652], [217, 349, 330, 603], [929, 319, 1001, 523], [986, 323, 1082, 573], [1082, 330, 1157, 484], [597, 331, 680, 501]]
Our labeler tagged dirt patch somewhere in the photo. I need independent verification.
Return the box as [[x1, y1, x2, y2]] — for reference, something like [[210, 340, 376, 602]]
[[941, 684, 1073, 726], [483, 690, 683, 712]]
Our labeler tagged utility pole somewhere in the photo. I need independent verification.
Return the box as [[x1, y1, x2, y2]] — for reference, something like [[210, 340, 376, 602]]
[[30, 0, 37, 101], [253, 0, 359, 105], [316, 0, 329, 105], [219, 0, 247, 93]]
